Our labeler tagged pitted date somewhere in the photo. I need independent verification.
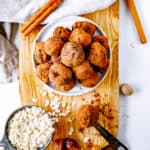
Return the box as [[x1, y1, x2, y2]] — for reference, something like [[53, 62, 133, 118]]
[[54, 138, 81, 150]]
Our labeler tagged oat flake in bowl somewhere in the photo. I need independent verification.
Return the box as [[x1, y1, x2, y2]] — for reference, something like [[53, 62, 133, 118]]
[[7, 106, 55, 150]]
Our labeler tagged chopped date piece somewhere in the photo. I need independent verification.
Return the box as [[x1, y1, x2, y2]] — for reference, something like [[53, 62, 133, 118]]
[[54, 138, 81, 150]]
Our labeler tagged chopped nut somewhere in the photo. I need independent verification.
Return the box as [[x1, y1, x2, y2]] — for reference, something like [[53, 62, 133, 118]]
[[120, 83, 134, 96]]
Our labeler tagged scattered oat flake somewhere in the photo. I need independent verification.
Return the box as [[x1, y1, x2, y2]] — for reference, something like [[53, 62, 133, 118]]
[[32, 98, 37, 103], [49, 92, 54, 97], [54, 96, 60, 102], [61, 102, 66, 108], [59, 112, 67, 117], [66, 109, 71, 114], [55, 109, 61, 113], [71, 101, 76, 106], [67, 106, 71, 110], [83, 137, 90, 143], [44, 99, 50, 107], [68, 118, 73, 123], [41, 90, 47, 97], [39, 89, 43, 93], [68, 127, 74, 135]]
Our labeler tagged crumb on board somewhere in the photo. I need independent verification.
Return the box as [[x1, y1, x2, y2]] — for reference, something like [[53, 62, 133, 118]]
[[62, 101, 67, 108], [32, 98, 38, 103], [39, 88, 47, 97], [38, 87, 73, 121], [68, 127, 74, 135], [48, 90, 55, 97]]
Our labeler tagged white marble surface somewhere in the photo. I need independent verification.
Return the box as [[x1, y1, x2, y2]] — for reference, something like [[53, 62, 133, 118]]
[[119, 0, 150, 150], [0, 0, 150, 149]]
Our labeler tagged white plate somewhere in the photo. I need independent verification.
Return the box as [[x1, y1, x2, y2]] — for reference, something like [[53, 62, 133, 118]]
[[32, 16, 112, 96]]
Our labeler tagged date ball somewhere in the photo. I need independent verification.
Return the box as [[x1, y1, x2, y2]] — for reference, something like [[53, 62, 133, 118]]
[[60, 42, 85, 67]]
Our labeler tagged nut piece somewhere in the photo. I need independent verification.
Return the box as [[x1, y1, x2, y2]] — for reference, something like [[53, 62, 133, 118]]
[[120, 83, 133, 96]]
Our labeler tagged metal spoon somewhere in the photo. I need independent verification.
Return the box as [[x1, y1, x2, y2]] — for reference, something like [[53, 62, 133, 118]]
[[0, 105, 54, 150]]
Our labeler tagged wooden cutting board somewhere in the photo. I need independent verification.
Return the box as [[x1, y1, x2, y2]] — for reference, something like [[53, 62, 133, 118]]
[[19, 1, 119, 149]]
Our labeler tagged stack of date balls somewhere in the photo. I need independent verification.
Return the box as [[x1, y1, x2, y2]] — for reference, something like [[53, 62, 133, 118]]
[[34, 21, 110, 91]]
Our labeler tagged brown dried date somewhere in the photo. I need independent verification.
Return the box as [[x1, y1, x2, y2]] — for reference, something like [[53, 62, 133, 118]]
[[54, 138, 81, 150], [65, 138, 81, 150]]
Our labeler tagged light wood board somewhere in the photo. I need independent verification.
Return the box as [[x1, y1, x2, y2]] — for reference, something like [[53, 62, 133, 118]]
[[19, 1, 119, 149]]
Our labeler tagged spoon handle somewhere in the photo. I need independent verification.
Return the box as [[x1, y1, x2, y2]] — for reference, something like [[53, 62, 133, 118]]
[[0, 140, 14, 150], [95, 123, 128, 150], [0, 141, 6, 150]]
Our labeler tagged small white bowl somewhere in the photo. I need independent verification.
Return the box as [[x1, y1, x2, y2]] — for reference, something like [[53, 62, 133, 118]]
[[32, 16, 112, 96]]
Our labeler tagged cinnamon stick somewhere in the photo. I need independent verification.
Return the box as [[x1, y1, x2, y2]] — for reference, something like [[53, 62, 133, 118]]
[[21, 0, 56, 33], [23, 0, 62, 36], [126, 0, 147, 43]]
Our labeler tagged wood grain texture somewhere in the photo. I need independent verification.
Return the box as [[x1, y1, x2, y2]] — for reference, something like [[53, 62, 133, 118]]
[[19, 1, 119, 149]]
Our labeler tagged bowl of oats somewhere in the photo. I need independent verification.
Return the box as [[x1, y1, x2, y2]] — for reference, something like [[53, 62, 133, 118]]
[[0, 105, 56, 150]]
